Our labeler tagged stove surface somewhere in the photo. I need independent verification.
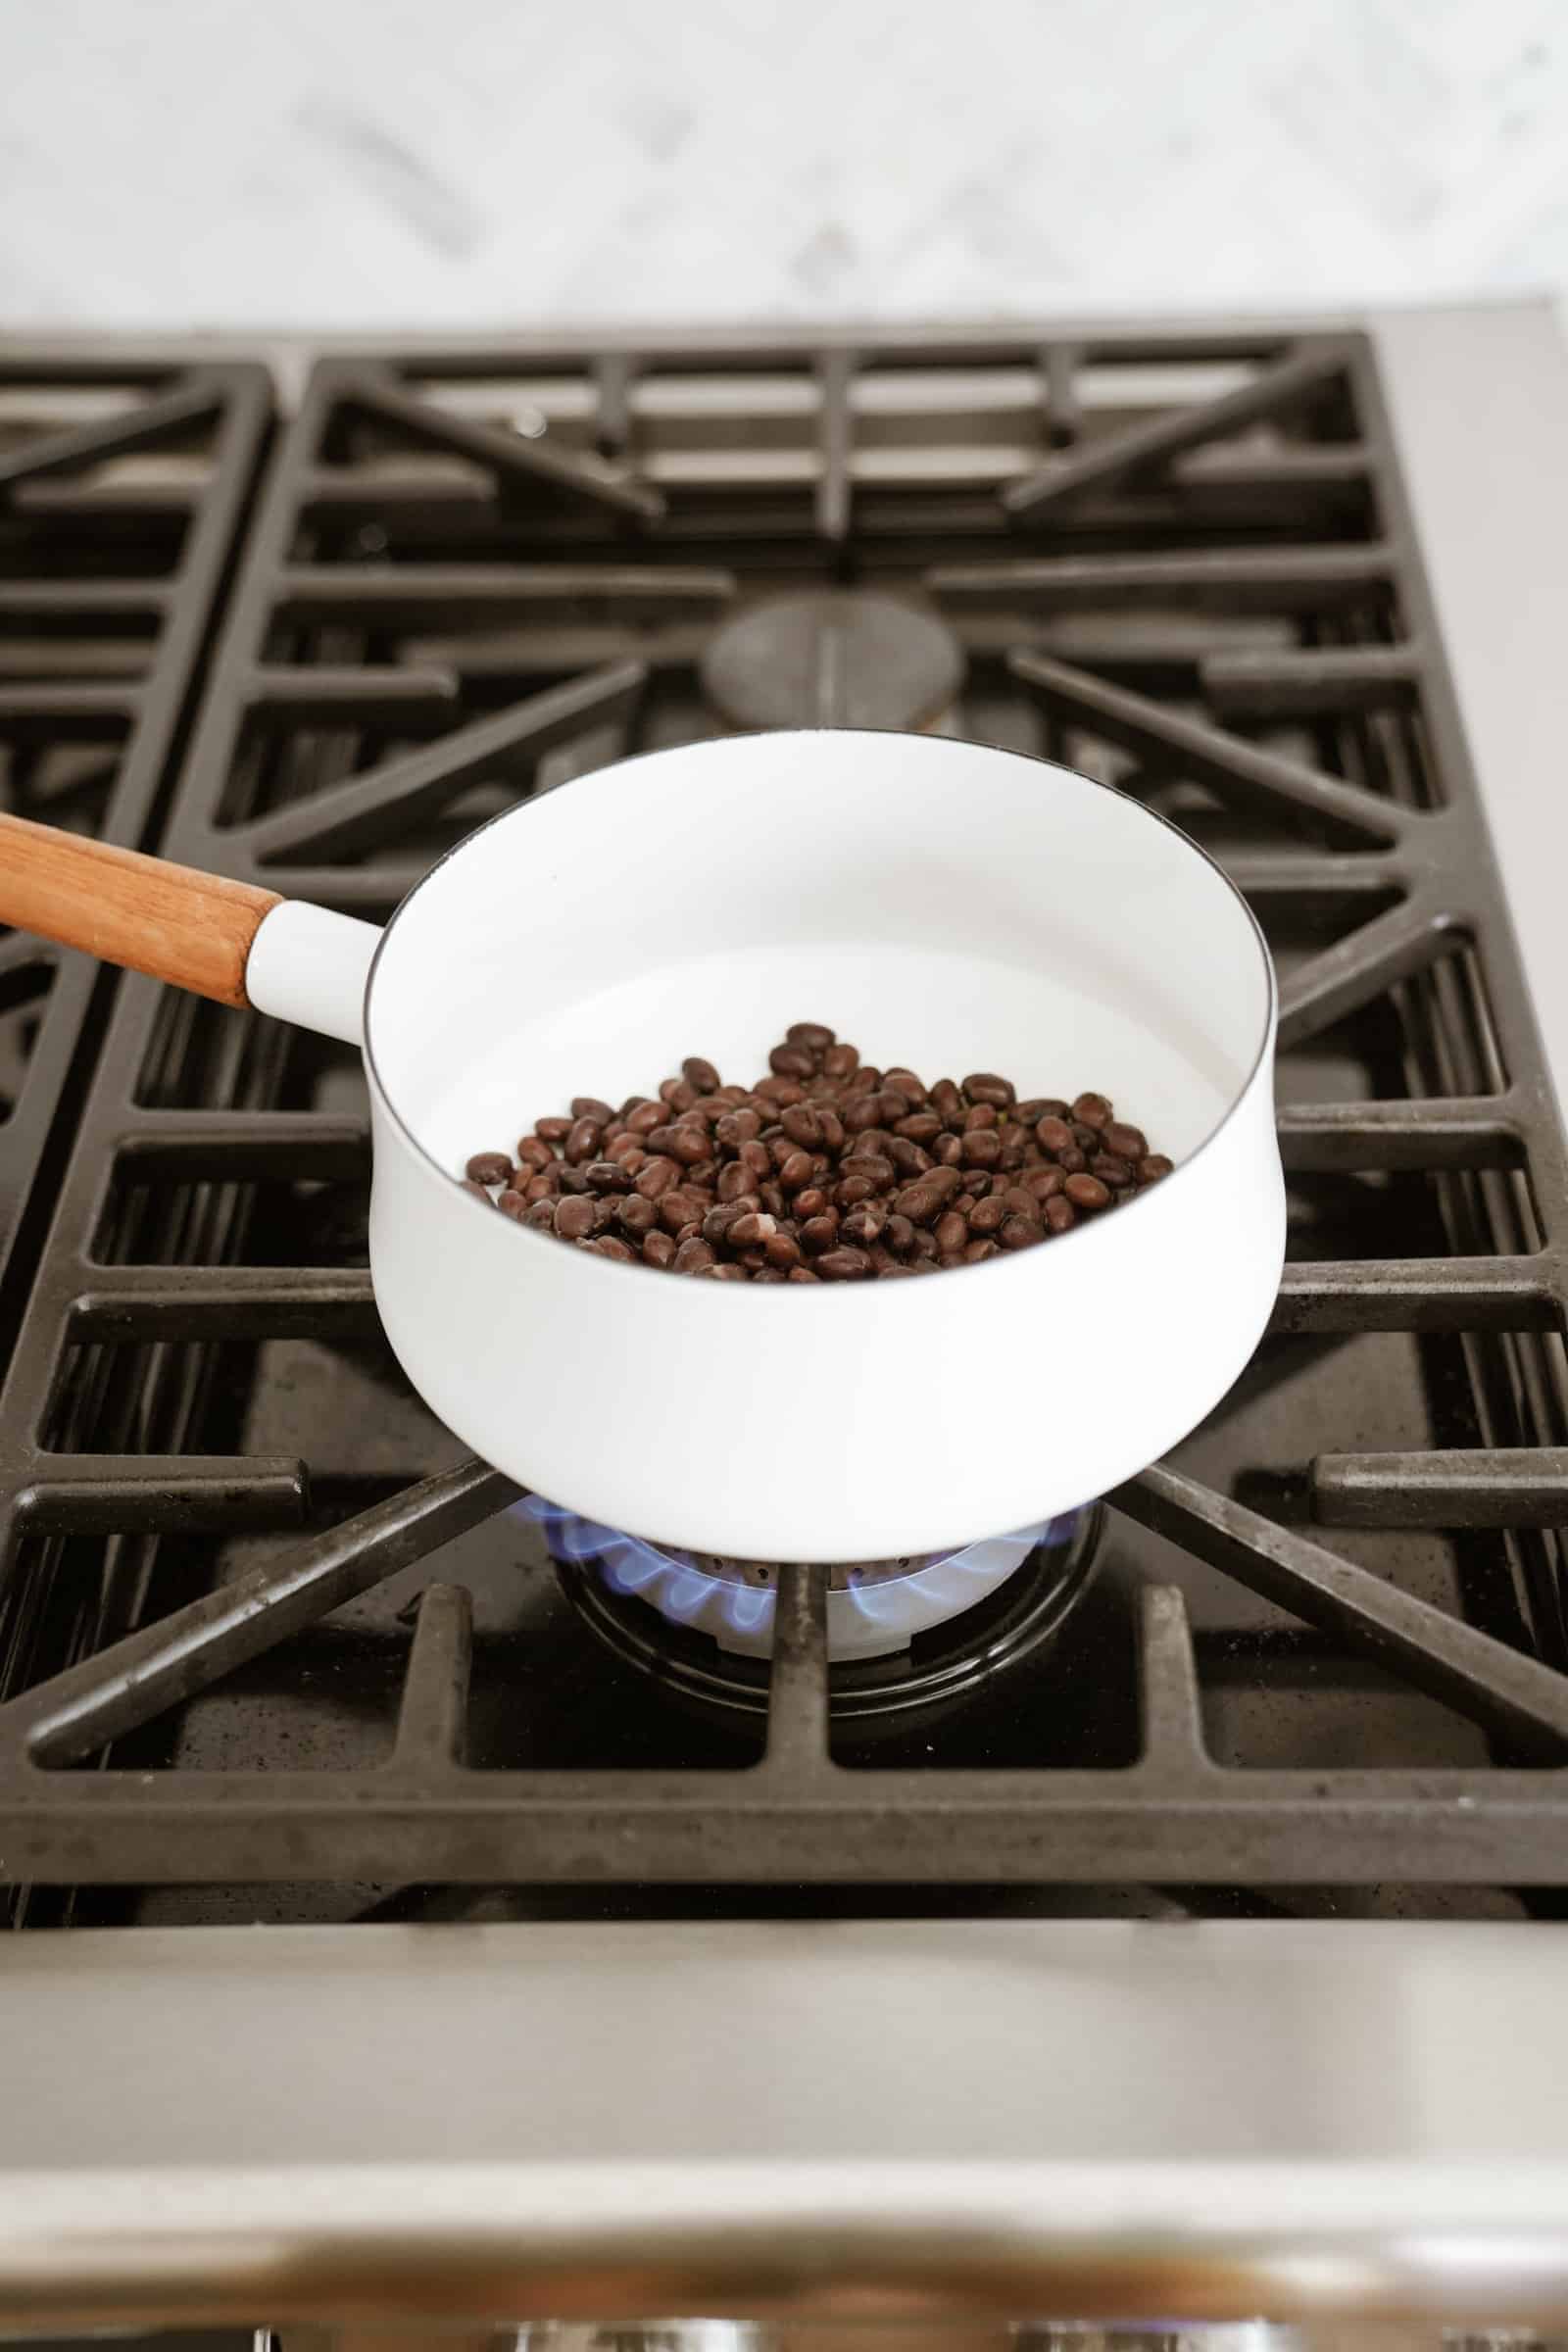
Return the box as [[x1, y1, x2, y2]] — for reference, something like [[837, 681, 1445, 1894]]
[[1, 321, 1566, 1926]]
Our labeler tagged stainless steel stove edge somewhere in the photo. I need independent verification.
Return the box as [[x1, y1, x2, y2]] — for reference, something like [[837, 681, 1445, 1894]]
[[3, 1920, 1568, 2327], [1369, 302, 1568, 1129]]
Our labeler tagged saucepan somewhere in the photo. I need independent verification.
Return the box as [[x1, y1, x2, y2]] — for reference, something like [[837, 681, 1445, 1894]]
[[0, 729, 1284, 1562]]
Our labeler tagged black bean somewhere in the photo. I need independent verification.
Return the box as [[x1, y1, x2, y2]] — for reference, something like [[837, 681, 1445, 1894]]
[[1045, 1195, 1076, 1234], [1000, 1212, 1046, 1250], [963, 1071, 1014, 1107], [1138, 1153, 1174, 1184], [636, 1155, 680, 1200], [643, 1229, 676, 1267], [1104, 1121, 1148, 1162], [659, 1187, 705, 1233], [1091, 1152, 1133, 1186], [800, 1214, 840, 1253], [1071, 1092, 1112, 1131], [1064, 1172, 1111, 1209], [673, 1237, 716, 1273], [893, 1181, 942, 1225], [780, 1102, 823, 1149], [822, 1043, 859, 1078], [571, 1096, 613, 1124], [564, 1116, 603, 1164], [963, 1237, 1000, 1263], [1034, 1116, 1074, 1156], [787, 1021, 836, 1052], [728, 1210, 778, 1246], [840, 1205, 885, 1247], [934, 1209, 968, 1253], [466, 1152, 512, 1187], [840, 1152, 894, 1189], [816, 1246, 873, 1281], [496, 1188, 527, 1219], [535, 1115, 572, 1144], [769, 1044, 816, 1078], [967, 1196, 1007, 1235], [555, 1195, 596, 1241], [583, 1158, 632, 1194], [682, 1056, 721, 1094]]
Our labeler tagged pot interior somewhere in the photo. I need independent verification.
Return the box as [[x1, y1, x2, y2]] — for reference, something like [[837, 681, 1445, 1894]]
[[366, 730, 1273, 1181]]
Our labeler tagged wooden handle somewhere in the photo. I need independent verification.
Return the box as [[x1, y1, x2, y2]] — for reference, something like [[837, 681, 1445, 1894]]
[[0, 814, 280, 1008]]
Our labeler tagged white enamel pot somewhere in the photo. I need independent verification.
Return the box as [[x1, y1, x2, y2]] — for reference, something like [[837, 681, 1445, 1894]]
[[0, 729, 1284, 1561]]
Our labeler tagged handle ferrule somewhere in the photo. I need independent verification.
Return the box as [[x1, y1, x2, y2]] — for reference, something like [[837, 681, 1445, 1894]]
[[244, 901, 379, 1045]]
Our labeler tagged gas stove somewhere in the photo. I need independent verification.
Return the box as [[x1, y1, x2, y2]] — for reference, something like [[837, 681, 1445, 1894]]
[[3, 307, 1568, 2335]]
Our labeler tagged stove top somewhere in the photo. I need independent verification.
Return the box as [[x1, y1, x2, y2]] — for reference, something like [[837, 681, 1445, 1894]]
[[2, 322, 1567, 1928]]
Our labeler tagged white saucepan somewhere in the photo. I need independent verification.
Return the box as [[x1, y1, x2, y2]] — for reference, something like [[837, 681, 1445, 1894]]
[[0, 729, 1283, 1561]]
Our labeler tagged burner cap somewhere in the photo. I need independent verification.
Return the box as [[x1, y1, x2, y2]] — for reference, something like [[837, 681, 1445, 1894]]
[[700, 590, 965, 732]]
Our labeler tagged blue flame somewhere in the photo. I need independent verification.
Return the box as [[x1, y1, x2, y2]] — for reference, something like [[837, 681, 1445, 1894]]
[[516, 1492, 1082, 1661]]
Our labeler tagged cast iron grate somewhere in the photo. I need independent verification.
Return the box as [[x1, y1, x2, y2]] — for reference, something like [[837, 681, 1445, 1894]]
[[2, 329, 1566, 1916], [0, 354, 270, 1321]]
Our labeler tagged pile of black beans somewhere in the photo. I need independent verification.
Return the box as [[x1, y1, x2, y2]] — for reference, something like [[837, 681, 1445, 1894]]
[[462, 1024, 1173, 1282]]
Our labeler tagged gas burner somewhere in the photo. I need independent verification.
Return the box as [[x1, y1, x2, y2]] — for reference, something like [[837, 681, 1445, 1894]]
[[519, 1496, 1085, 1660], [543, 1504, 1103, 1737], [699, 588, 965, 731]]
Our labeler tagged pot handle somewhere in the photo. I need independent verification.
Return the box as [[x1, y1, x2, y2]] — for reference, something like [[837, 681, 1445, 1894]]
[[0, 814, 379, 1047]]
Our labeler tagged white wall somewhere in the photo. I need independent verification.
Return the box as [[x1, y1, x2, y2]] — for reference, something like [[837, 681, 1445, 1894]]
[[4, 0, 1565, 329]]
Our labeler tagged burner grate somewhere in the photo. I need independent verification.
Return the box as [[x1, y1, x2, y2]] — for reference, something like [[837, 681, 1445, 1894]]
[[0, 355, 270, 1326], [1, 329, 1566, 1911]]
